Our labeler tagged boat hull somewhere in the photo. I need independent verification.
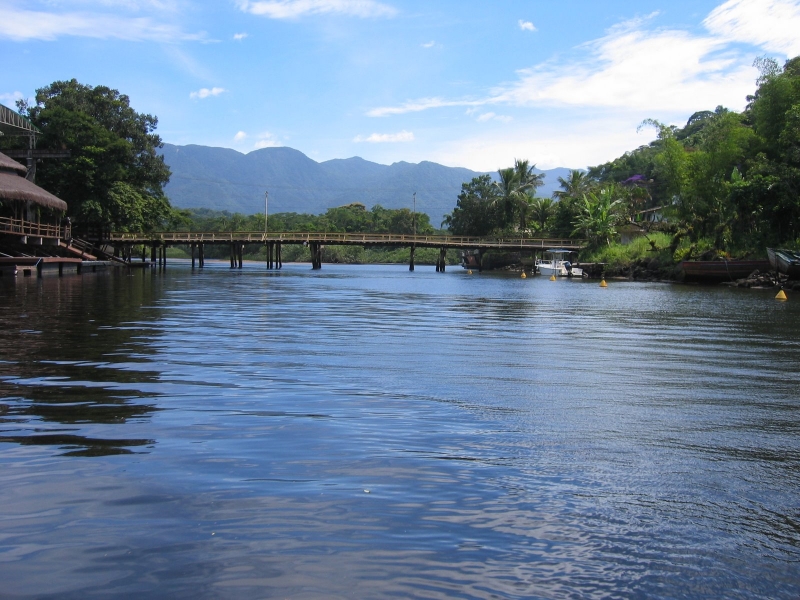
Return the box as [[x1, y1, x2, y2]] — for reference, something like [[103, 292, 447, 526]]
[[769, 248, 800, 278], [681, 260, 770, 282]]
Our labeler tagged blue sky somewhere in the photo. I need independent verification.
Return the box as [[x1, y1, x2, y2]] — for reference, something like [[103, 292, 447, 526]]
[[2, 0, 800, 171]]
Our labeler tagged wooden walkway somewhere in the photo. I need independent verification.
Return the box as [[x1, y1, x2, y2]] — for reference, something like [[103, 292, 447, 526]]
[[108, 231, 585, 250], [107, 231, 586, 271], [1, 216, 587, 272]]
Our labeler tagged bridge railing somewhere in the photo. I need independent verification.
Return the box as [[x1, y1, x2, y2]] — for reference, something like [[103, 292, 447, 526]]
[[107, 231, 585, 249]]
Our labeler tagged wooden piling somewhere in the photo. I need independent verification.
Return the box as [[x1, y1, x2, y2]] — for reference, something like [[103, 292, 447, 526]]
[[409, 244, 415, 272], [199, 243, 204, 267], [276, 242, 282, 269], [437, 247, 446, 272], [230, 243, 235, 268], [310, 242, 322, 269], [191, 243, 196, 268]]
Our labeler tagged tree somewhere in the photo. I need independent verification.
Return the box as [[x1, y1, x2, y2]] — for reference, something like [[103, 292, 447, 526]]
[[491, 159, 546, 231], [528, 197, 554, 232], [16, 79, 172, 235], [443, 174, 503, 236], [572, 186, 625, 246], [553, 170, 594, 200]]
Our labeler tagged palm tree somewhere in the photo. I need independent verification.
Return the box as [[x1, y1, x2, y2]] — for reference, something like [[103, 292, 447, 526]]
[[513, 159, 545, 194], [529, 197, 554, 232], [554, 170, 593, 200], [494, 167, 520, 229], [493, 160, 547, 231]]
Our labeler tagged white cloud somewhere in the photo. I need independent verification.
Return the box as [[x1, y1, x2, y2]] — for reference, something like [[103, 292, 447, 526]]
[[237, 0, 397, 19], [492, 26, 754, 113], [233, 131, 248, 142], [253, 132, 280, 149], [368, 97, 484, 117], [421, 40, 435, 48], [704, 0, 800, 56], [0, 3, 205, 42], [430, 115, 655, 172], [233, 32, 248, 40], [476, 112, 513, 123], [0, 91, 24, 106], [354, 130, 414, 143], [368, 6, 765, 119], [518, 20, 536, 32], [190, 87, 227, 99]]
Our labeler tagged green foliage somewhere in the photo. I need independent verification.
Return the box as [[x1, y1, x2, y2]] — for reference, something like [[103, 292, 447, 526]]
[[571, 186, 626, 246], [13, 79, 172, 234], [444, 160, 547, 235], [178, 203, 436, 236], [585, 56, 800, 254], [443, 174, 503, 235], [580, 232, 673, 265]]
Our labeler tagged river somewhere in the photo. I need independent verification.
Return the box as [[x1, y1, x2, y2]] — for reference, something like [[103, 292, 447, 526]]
[[1, 262, 799, 599]]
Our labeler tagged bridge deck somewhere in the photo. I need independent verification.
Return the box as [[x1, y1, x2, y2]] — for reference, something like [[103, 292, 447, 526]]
[[108, 231, 585, 251]]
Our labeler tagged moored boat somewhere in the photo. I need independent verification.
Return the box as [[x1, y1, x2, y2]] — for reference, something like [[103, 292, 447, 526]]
[[767, 248, 800, 278], [535, 249, 584, 278], [681, 259, 770, 282]]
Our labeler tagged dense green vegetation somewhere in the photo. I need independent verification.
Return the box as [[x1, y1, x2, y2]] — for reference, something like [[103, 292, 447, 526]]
[[3, 79, 178, 235], [589, 56, 800, 260], [445, 56, 800, 272]]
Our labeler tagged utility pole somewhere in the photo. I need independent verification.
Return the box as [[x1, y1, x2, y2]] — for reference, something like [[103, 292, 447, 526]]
[[413, 191, 416, 236], [264, 191, 269, 235]]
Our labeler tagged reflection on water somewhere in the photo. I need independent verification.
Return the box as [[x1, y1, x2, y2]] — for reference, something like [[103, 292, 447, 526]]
[[1, 264, 799, 598]]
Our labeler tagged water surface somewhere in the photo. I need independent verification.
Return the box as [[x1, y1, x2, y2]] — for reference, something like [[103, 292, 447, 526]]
[[1, 263, 799, 598]]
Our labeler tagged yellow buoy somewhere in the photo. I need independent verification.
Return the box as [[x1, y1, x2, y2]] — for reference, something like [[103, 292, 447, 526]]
[[467, 270, 473, 275], [600, 279, 608, 288], [776, 289, 788, 301], [549, 274, 556, 281], [521, 272, 527, 278]]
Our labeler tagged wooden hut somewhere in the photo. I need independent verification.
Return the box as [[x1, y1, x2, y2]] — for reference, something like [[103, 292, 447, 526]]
[[0, 150, 68, 245]]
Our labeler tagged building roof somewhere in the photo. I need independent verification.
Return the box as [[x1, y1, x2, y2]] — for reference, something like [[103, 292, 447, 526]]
[[0, 151, 26, 175], [0, 151, 68, 212]]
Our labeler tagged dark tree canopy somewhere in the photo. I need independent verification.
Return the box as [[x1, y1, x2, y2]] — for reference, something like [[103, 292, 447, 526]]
[[443, 174, 503, 236], [17, 79, 173, 234]]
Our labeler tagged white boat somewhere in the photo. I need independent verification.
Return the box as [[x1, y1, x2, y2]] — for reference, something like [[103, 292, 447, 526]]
[[535, 249, 583, 277]]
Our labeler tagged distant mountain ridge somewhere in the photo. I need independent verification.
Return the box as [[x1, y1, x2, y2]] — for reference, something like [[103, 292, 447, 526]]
[[159, 143, 573, 225]]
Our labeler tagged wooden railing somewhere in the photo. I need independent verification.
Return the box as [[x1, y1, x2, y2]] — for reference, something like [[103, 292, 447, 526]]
[[0, 216, 65, 239], [107, 231, 586, 250]]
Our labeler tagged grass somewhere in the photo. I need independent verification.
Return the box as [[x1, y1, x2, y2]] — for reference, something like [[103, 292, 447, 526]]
[[579, 232, 674, 269]]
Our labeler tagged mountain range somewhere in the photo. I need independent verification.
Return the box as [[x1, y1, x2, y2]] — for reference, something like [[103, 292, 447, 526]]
[[158, 143, 573, 225]]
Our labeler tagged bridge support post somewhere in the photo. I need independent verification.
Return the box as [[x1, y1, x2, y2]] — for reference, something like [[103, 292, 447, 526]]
[[310, 242, 322, 269], [277, 242, 282, 269], [238, 243, 244, 269], [409, 244, 415, 272], [191, 243, 196, 268], [199, 243, 204, 268], [230, 243, 235, 269], [151, 244, 157, 265], [436, 247, 446, 272]]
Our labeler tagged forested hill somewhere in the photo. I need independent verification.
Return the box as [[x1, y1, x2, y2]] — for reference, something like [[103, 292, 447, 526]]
[[158, 143, 571, 224]]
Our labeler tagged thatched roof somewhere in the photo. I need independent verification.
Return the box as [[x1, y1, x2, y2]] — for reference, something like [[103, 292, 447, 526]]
[[0, 151, 26, 175], [0, 152, 67, 212]]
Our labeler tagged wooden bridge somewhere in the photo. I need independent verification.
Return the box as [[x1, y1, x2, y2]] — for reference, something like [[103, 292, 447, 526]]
[[107, 231, 587, 271]]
